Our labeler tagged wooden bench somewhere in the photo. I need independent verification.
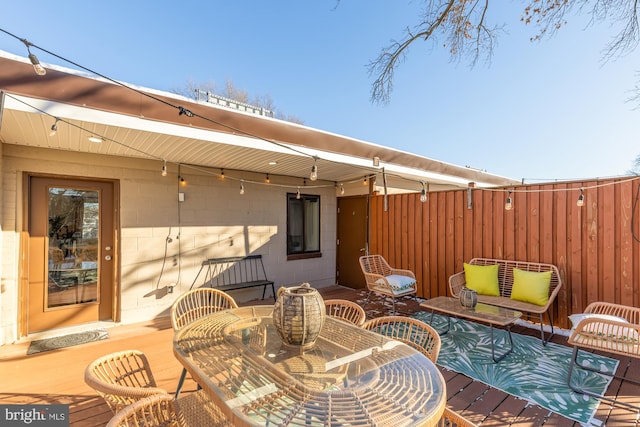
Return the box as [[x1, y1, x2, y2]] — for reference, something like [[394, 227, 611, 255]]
[[189, 255, 275, 299], [448, 258, 562, 345]]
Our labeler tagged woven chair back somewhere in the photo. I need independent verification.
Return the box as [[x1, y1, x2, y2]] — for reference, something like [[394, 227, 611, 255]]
[[170, 288, 238, 331], [84, 350, 166, 413], [106, 393, 185, 427], [437, 407, 478, 427], [363, 316, 441, 363], [324, 299, 367, 326]]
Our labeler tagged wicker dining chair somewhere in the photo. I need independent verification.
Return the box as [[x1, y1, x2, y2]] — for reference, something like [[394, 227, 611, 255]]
[[437, 407, 478, 427], [170, 288, 238, 397], [84, 349, 167, 414], [170, 288, 239, 331], [106, 391, 233, 427], [363, 315, 441, 363], [324, 299, 367, 326]]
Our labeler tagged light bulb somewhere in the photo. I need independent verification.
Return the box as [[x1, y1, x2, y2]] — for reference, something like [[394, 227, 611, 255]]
[[420, 182, 428, 202], [577, 190, 584, 207], [340, 184, 345, 195], [240, 182, 245, 195], [266, 174, 270, 183], [310, 164, 318, 181], [220, 169, 225, 180], [505, 193, 513, 211], [296, 187, 301, 199], [161, 160, 167, 177], [28, 53, 46, 76], [49, 121, 58, 136], [180, 176, 186, 186]]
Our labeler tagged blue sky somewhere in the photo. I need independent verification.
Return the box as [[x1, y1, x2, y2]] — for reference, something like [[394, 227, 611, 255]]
[[1, 1, 639, 182]]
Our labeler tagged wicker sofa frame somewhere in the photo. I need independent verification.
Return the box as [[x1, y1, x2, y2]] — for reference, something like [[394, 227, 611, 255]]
[[449, 258, 562, 345], [567, 301, 640, 411]]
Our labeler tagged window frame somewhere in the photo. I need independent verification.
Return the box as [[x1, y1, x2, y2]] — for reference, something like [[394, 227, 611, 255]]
[[286, 192, 321, 260]]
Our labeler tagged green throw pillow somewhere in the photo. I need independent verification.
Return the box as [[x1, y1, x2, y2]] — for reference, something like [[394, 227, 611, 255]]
[[510, 268, 551, 306], [463, 263, 500, 296]]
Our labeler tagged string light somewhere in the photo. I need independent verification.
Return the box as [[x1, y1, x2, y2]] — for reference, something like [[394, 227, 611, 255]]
[[296, 187, 301, 199], [420, 182, 427, 203], [179, 176, 186, 186], [161, 160, 167, 177], [504, 190, 513, 211], [49, 118, 58, 136], [363, 176, 368, 186], [340, 184, 345, 195], [577, 188, 584, 207], [239, 180, 245, 195], [265, 173, 270, 183], [220, 169, 224, 179], [4, 34, 637, 199], [178, 106, 194, 117], [21, 39, 46, 76], [310, 158, 318, 181]]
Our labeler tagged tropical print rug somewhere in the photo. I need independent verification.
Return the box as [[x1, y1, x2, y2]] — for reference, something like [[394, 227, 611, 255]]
[[412, 312, 619, 425]]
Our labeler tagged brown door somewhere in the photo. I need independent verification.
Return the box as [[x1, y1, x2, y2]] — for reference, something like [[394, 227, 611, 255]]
[[336, 196, 368, 289], [26, 176, 116, 333]]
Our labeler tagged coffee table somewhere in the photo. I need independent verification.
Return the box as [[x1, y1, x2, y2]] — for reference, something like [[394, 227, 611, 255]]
[[420, 296, 522, 362]]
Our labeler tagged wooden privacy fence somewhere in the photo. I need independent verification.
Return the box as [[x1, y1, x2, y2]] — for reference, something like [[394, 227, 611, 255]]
[[368, 176, 640, 328]]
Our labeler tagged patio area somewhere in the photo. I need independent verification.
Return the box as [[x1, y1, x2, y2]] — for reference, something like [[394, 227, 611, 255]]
[[1, 285, 638, 427]]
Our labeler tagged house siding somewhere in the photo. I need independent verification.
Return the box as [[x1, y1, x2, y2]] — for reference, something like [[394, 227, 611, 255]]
[[0, 144, 337, 345]]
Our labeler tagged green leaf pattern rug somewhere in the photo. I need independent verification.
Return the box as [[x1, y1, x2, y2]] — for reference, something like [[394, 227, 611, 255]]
[[412, 312, 618, 425]]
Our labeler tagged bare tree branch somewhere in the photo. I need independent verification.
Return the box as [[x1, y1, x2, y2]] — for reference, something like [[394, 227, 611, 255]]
[[368, 0, 502, 104], [368, 0, 640, 104]]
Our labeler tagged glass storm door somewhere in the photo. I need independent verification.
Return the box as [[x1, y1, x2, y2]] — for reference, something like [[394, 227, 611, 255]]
[[27, 176, 115, 333]]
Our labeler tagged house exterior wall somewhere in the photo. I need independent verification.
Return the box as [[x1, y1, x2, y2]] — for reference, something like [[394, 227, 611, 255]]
[[0, 144, 337, 345]]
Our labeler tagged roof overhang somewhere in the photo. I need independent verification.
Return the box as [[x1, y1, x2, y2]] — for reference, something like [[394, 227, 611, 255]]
[[0, 51, 519, 193]]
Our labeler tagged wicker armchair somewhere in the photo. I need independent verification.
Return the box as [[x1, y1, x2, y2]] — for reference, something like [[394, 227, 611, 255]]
[[363, 315, 441, 363], [84, 349, 167, 414], [437, 408, 477, 427], [325, 299, 367, 326], [106, 392, 232, 427], [359, 255, 417, 315], [170, 288, 238, 397], [567, 301, 640, 411]]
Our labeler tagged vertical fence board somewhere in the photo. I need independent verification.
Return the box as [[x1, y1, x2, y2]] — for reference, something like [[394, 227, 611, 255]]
[[618, 180, 634, 304], [569, 182, 583, 313], [555, 184, 569, 327], [602, 182, 615, 302]]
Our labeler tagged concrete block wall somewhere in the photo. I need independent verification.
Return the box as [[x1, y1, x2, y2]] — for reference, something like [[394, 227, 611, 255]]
[[0, 144, 337, 343]]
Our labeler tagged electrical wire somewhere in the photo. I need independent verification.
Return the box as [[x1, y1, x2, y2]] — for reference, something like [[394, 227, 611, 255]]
[[0, 27, 498, 191], [2, 27, 637, 195]]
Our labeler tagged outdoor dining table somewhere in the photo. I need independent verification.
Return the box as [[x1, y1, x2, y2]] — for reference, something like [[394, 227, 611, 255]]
[[173, 305, 447, 427]]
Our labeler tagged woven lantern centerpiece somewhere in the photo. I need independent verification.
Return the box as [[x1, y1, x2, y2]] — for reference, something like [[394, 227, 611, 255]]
[[273, 282, 325, 349], [459, 286, 478, 309]]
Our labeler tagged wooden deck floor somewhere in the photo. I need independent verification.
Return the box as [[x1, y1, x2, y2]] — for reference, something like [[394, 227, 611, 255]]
[[1, 285, 639, 426]]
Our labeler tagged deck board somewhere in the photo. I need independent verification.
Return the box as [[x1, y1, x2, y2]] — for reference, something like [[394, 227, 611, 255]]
[[0, 285, 638, 426]]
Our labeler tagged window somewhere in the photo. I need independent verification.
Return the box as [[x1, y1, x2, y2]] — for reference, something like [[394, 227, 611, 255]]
[[287, 193, 321, 259]]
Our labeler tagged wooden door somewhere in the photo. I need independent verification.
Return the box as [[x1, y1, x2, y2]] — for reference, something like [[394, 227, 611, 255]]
[[26, 176, 116, 333], [336, 196, 368, 289]]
